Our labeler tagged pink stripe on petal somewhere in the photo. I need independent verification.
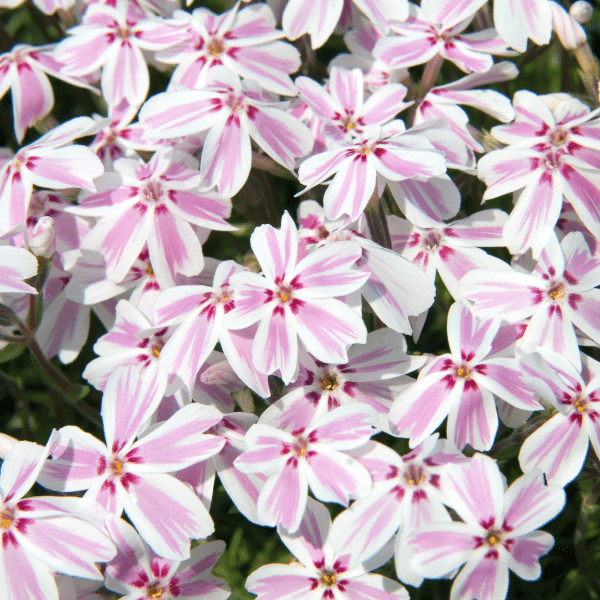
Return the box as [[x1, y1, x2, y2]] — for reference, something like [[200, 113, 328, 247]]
[[257, 463, 307, 531], [132, 404, 224, 471], [323, 152, 376, 220], [502, 469, 565, 536], [0, 538, 58, 600], [306, 447, 371, 505], [446, 383, 497, 451], [447, 302, 498, 364], [442, 454, 505, 528], [122, 472, 214, 559], [519, 414, 588, 486], [102, 366, 167, 453]]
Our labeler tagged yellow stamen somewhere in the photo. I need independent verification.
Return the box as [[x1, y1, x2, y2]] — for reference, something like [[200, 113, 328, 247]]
[[549, 288, 564, 301], [456, 368, 470, 378], [147, 585, 165, 599], [1, 509, 13, 529], [111, 459, 124, 475], [146, 264, 155, 277], [280, 292, 289, 302], [486, 531, 501, 546], [320, 571, 337, 587], [574, 399, 586, 413], [321, 374, 338, 391]]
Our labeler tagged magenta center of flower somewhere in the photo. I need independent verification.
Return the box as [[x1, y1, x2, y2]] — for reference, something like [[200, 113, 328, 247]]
[[1, 507, 14, 530], [293, 436, 309, 457], [143, 181, 163, 203], [116, 26, 131, 40], [151, 340, 163, 358], [208, 37, 224, 56], [424, 232, 442, 250], [550, 128, 568, 146], [278, 285, 293, 303], [404, 464, 425, 486]]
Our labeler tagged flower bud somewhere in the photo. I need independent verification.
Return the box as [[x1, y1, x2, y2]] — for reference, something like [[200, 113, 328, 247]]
[[29, 216, 55, 258], [570, 1, 594, 24]]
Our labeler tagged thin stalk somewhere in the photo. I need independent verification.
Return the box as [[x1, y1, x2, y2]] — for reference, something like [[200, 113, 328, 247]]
[[251, 152, 298, 180], [575, 479, 600, 598]]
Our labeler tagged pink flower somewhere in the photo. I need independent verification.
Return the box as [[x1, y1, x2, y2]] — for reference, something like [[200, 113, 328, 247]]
[[234, 404, 377, 532], [298, 123, 447, 221], [389, 302, 541, 450], [0, 116, 104, 232], [223, 212, 369, 384], [409, 454, 565, 600], [156, 2, 301, 95], [0, 439, 115, 600], [519, 349, 600, 486], [374, 1, 511, 74], [460, 232, 600, 372], [55, 3, 187, 108], [478, 91, 600, 257], [140, 67, 313, 196], [247, 498, 408, 600], [104, 516, 230, 600], [72, 147, 233, 286], [38, 367, 225, 560]]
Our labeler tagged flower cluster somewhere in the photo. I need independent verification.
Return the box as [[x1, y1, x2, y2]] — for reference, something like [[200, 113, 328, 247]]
[[1, 1, 599, 600]]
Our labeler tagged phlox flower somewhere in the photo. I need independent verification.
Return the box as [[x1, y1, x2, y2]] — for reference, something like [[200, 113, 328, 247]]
[[409, 454, 565, 600], [104, 516, 230, 600], [374, 0, 511, 74], [460, 231, 600, 372], [0, 439, 115, 600], [387, 209, 511, 300], [295, 66, 411, 142], [140, 67, 313, 196], [156, 2, 301, 95], [329, 436, 468, 587], [234, 403, 377, 532], [82, 299, 174, 390], [223, 211, 369, 384], [71, 147, 233, 286], [246, 498, 408, 600], [55, 3, 188, 108], [478, 90, 600, 257], [38, 366, 225, 560], [519, 349, 600, 486], [390, 302, 541, 450], [0, 44, 97, 142], [259, 328, 425, 433], [298, 122, 447, 221], [0, 116, 104, 233]]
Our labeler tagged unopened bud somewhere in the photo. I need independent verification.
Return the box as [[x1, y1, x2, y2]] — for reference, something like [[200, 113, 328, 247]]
[[200, 360, 240, 387], [570, 1, 594, 24], [29, 216, 55, 258]]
